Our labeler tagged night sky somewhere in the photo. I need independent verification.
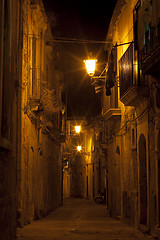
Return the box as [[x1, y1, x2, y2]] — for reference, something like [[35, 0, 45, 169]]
[[43, 0, 117, 119]]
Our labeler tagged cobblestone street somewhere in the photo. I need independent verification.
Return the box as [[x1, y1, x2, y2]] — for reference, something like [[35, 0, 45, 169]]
[[17, 198, 154, 240]]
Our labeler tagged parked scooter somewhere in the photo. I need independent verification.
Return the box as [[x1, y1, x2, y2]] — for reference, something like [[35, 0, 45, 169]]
[[95, 190, 105, 204]]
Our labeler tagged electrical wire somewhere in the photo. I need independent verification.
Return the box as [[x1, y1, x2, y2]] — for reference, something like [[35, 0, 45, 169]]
[[23, 33, 133, 46], [53, 37, 112, 44], [47, 37, 134, 47], [106, 106, 149, 141], [23, 33, 112, 44], [25, 108, 61, 145]]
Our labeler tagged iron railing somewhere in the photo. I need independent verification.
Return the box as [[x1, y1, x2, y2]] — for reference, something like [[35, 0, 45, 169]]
[[139, 21, 160, 63]]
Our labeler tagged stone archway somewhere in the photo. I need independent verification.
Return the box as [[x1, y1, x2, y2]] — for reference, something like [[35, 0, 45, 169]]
[[157, 130, 160, 223], [139, 134, 147, 225]]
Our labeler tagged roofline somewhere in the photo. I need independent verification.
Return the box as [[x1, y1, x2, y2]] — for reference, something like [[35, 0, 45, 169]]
[[106, 0, 127, 46]]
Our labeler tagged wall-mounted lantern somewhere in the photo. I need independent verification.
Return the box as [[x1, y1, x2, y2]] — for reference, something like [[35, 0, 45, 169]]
[[84, 59, 97, 76], [84, 42, 134, 96], [84, 56, 106, 94]]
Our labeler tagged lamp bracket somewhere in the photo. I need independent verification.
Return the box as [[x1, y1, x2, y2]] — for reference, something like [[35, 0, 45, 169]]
[[114, 41, 134, 47]]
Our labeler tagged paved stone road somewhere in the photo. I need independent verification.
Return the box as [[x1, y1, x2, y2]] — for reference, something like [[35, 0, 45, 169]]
[[17, 198, 154, 240]]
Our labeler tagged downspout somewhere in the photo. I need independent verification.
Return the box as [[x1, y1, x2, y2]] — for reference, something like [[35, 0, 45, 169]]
[[16, 0, 23, 228]]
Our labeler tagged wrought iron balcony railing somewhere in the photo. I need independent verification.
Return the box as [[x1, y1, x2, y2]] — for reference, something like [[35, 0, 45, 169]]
[[119, 43, 149, 106], [139, 22, 160, 74]]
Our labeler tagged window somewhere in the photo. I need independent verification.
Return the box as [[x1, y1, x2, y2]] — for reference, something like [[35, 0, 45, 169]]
[[0, 0, 5, 137], [119, 43, 134, 97], [156, 88, 160, 109], [131, 120, 137, 150], [32, 35, 37, 97], [28, 33, 41, 102], [133, 0, 141, 50], [0, 0, 11, 143]]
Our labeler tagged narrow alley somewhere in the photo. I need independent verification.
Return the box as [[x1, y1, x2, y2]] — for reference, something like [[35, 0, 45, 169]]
[[2, 0, 160, 239], [17, 198, 153, 240]]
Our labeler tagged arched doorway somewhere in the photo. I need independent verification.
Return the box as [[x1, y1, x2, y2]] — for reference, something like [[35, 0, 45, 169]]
[[157, 130, 160, 224], [139, 134, 147, 225]]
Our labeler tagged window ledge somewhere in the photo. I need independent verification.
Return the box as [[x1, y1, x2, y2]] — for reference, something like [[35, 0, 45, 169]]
[[103, 108, 121, 121], [0, 136, 12, 151], [120, 86, 149, 106]]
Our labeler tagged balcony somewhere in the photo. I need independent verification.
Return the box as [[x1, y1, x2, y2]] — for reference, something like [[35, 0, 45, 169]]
[[139, 22, 160, 75], [119, 43, 149, 107], [103, 108, 121, 121], [120, 85, 149, 106]]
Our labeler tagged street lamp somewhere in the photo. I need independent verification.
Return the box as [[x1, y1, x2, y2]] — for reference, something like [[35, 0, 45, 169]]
[[84, 57, 106, 94], [84, 58, 106, 81], [84, 42, 134, 95], [77, 145, 82, 151], [84, 59, 97, 76], [75, 125, 81, 134]]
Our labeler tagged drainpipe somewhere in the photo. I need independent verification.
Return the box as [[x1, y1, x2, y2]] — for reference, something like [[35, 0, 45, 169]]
[[16, 0, 23, 228]]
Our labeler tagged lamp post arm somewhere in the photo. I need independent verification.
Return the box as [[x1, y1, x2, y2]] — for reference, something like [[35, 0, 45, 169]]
[[91, 76, 106, 82], [114, 41, 134, 47]]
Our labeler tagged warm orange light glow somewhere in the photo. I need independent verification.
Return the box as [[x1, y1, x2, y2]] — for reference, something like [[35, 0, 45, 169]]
[[77, 146, 81, 151], [75, 125, 81, 133], [84, 59, 97, 76]]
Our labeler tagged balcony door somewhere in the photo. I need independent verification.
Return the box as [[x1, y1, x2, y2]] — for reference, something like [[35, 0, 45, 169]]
[[157, 131, 160, 224], [139, 134, 147, 225]]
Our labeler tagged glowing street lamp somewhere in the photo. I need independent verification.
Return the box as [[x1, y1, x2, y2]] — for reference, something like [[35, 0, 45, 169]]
[[75, 125, 81, 133], [77, 145, 82, 151], [84, 59, 97, 76]]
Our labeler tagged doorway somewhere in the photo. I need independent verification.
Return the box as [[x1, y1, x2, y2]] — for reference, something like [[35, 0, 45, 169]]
[[139, 134, 147, 225], [86, 176, 88, 198], [157, 131, 160, 223]]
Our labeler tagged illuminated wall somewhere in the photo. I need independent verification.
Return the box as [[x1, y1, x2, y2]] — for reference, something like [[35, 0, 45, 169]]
[[103, 0, 151, 230], [0, 0, 20, 239], [17, 0, 63, 227]]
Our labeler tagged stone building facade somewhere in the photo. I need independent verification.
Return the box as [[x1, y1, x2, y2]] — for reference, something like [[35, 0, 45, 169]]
[[0, 0, 64, 239], [0, 0, 21, 239], [102, 0, 160, 236], [17, 0, 64, 227]]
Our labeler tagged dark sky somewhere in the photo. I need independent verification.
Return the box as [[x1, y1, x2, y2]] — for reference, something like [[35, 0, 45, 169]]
[[43, 0, 117, 119]]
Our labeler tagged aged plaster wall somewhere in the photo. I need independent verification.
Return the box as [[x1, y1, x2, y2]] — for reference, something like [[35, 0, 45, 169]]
[[0, 0, 20, 239], [18, 121, 62, 226], [0, 0, 63, 238], [104, 0, 150, 230], [104, 0, 160, 235], [107, 134, 121, 218], [16, 0, 63, 227]]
